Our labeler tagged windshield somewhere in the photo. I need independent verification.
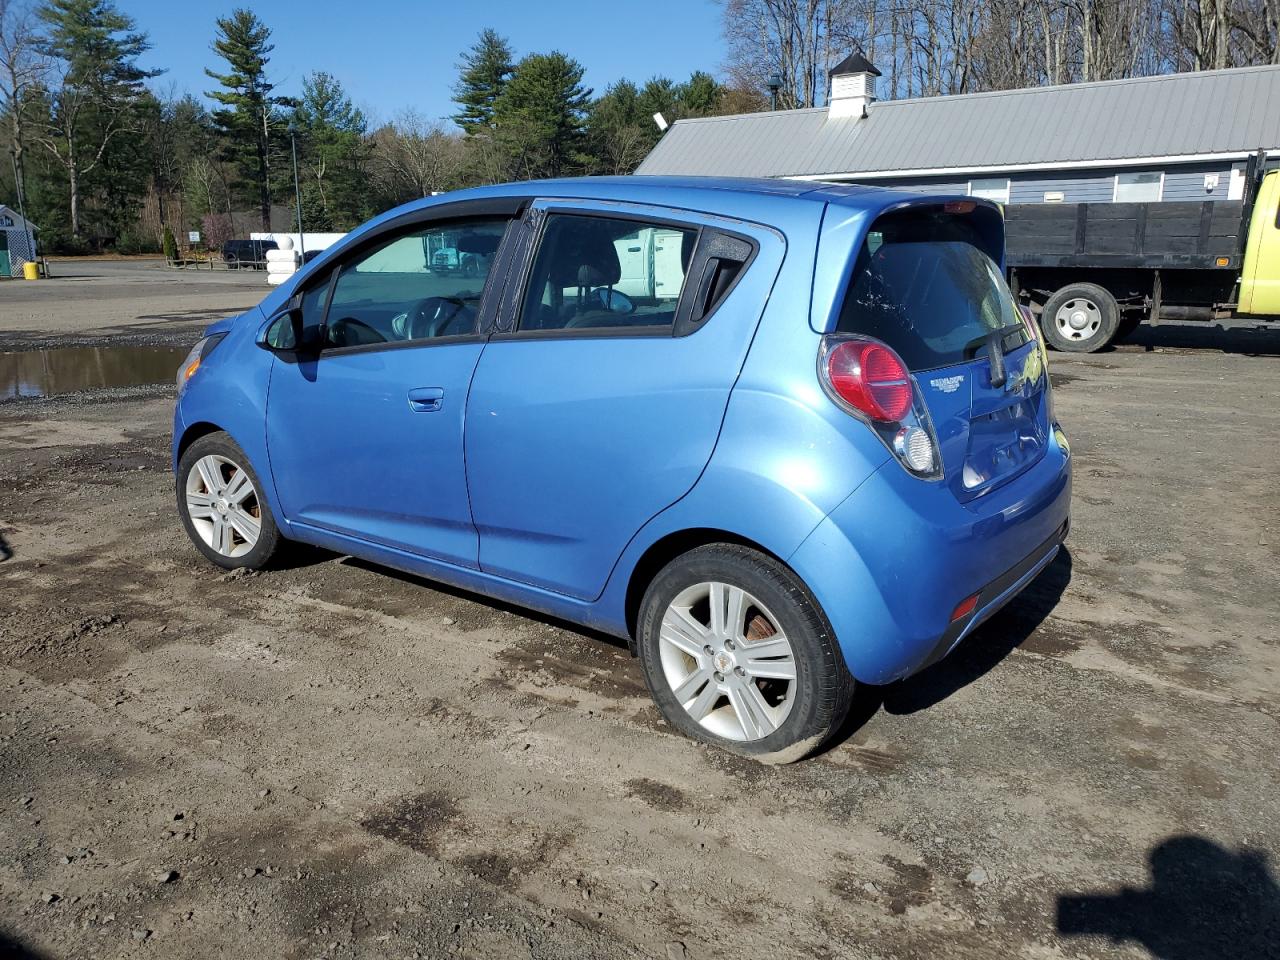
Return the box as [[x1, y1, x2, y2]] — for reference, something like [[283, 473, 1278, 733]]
[[836, 211, 1027, 371]]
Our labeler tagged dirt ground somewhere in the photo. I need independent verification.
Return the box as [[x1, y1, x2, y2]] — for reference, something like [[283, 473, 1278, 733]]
[[1, 264, 1279, 960]]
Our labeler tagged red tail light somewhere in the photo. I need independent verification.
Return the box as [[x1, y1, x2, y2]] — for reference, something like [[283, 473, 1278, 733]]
[[824, 340, 913, 422]]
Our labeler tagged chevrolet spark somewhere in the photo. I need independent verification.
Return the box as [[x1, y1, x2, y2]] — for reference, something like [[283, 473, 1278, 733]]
[[174, 177, 1071, 763]]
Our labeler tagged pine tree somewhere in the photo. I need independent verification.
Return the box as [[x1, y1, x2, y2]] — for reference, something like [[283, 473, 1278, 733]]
[[293, 71, 368, 229], [32, 0, 157, 238], [492, 51, 590, 179], [678, 71, 721, 116], [204, 9, 290, 232], [586, 79, 649, 175], [452, 29, 513, 135]]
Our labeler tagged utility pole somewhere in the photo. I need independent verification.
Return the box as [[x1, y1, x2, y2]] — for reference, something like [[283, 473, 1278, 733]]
[[10, 148, 34, 264], [288, 124, 305, 261]]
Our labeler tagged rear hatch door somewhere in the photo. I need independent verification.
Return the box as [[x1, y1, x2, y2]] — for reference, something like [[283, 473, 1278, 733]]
[[834, 204, 1050, 500]]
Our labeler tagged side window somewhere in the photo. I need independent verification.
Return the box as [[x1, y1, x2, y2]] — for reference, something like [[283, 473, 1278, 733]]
[[322, 218, 507, 349], [518, 214, 697, 333]]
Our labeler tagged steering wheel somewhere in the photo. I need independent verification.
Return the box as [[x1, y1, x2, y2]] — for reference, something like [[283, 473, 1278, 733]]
[[327, 316, 386, 348], [407, 297, 476, 340]]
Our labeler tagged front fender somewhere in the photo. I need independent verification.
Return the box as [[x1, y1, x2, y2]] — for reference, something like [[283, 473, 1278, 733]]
[[172, 307, 286, 525]]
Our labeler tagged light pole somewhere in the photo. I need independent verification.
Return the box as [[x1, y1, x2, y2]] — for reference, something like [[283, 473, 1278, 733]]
[[767, 73, 783, 111], [288, 123, 306, 261], [10, 149, 35, 268]]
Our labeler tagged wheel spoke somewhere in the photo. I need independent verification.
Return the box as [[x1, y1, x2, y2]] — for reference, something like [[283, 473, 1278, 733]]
[[195, 457, 222, 495], [686, 679, 720, 721], [661, 607, 711, 658], [214, 517, 234, 554], [227, 509, 260, 545], [724, 585, 747, 641], [223, 468, 254, 504], [186, 492, 217, 519], [670, 667, 712, 703], [741, 636, 796, 680], [708, 582, 727, 638], [728, 682, 776, 740]]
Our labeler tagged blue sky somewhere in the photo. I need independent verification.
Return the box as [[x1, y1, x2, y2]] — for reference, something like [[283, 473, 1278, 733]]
[[127, 0, 728, 127]]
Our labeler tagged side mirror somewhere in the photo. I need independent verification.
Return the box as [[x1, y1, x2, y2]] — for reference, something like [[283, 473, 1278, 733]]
[[592, 287, 635, 315], [259, 292, 319, 357]]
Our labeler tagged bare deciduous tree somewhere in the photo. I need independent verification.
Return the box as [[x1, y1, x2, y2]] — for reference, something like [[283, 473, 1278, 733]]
[[0, 0, 46, 206], [717, 0, 1277, 107]]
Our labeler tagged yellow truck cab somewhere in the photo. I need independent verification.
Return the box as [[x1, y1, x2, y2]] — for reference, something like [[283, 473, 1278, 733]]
[[1239, 169, 1280, 315]]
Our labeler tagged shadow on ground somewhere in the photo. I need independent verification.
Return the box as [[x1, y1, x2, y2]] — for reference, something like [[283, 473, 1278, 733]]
[[0, 931, 49, 959], [1058, 836, 1280, 960], [338, 555, 631, 651], [1119, 323, 1280, 356]]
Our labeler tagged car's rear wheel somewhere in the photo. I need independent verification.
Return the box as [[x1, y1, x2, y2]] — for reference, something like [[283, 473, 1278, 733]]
[[636, 544, 854, 764], [176, 432, 282, 570]]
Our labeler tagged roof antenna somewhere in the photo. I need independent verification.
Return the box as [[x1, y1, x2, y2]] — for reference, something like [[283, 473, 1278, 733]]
[[653, 112, 669, 132]]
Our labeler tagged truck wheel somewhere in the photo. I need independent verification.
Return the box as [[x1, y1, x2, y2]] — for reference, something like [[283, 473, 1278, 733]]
[[1041, 283, 1119, 353]]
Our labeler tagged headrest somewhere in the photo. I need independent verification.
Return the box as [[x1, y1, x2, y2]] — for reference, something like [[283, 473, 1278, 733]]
[[547, 219, 621, 288]]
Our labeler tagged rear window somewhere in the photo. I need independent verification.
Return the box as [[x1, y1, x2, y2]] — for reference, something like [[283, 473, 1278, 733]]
[[836, 209, 1027, 371]]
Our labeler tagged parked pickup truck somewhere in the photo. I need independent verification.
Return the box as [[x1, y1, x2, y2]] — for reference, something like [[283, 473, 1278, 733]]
[[1005, 152, 1279, 352]]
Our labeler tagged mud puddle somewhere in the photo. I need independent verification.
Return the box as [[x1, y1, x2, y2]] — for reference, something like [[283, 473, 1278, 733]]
[[0, 344, 188, 398]]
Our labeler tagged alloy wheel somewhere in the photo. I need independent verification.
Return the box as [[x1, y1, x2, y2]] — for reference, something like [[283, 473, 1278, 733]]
[[658, 581, 797, 741], [184, 454, 261, 558]]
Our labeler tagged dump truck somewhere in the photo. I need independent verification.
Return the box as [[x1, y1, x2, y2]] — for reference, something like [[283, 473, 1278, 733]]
[[1004, 152, 1280, 352]]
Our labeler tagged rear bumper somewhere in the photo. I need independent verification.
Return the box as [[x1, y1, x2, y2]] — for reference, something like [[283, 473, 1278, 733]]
[[788, 430, 1071, 685], [912, 520, 1066, 674]]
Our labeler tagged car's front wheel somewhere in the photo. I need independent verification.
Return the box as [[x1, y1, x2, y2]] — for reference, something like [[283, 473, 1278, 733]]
[[637, 544, 854, 763], [176, 432, 283, 570]]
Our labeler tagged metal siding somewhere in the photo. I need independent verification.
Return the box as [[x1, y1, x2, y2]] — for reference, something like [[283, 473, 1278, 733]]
[[1163, 164, 1233, 201], [638, 64, 1280, 180], [1009, 174, 1114, 204]]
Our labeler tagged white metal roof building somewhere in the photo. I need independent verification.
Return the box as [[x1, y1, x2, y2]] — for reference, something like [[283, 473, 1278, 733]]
[[637, 64, 1280, 206]]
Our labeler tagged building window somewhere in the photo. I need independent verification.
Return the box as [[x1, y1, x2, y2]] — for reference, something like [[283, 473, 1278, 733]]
[[968, 178, 1010, 204], [1114, 172, 1163, 203]]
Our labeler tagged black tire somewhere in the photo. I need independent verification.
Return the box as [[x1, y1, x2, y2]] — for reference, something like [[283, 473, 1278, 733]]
[[636, 544, 854, 764], [1040, 282, 1120, 353], [176, 431, 283, 571]]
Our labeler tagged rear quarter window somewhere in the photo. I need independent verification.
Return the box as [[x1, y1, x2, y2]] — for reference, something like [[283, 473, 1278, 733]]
[[837, 208, 1027, 371]]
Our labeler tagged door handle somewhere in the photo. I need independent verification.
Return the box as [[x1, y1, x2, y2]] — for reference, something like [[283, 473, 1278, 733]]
[[407, 387, 445, 412]]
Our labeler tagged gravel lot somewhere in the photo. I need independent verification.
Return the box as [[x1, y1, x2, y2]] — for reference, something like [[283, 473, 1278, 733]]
[[1, 264, 1278, 959]]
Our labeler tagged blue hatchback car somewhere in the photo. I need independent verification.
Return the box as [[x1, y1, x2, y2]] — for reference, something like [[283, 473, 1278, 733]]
[[174, 177, 1070, 762]]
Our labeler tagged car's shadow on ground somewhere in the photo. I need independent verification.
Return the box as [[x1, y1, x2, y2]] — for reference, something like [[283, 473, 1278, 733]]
[[826, 547, 1074, 746], [1056, 835, 1280, 960], [336, 555, 632, 652]]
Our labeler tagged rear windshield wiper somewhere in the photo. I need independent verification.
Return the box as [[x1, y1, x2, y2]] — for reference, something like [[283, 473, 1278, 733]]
[[962, 323, 1025, 387]]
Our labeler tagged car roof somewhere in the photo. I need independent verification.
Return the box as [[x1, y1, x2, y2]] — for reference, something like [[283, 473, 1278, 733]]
[[376, 175, 916, 223]]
